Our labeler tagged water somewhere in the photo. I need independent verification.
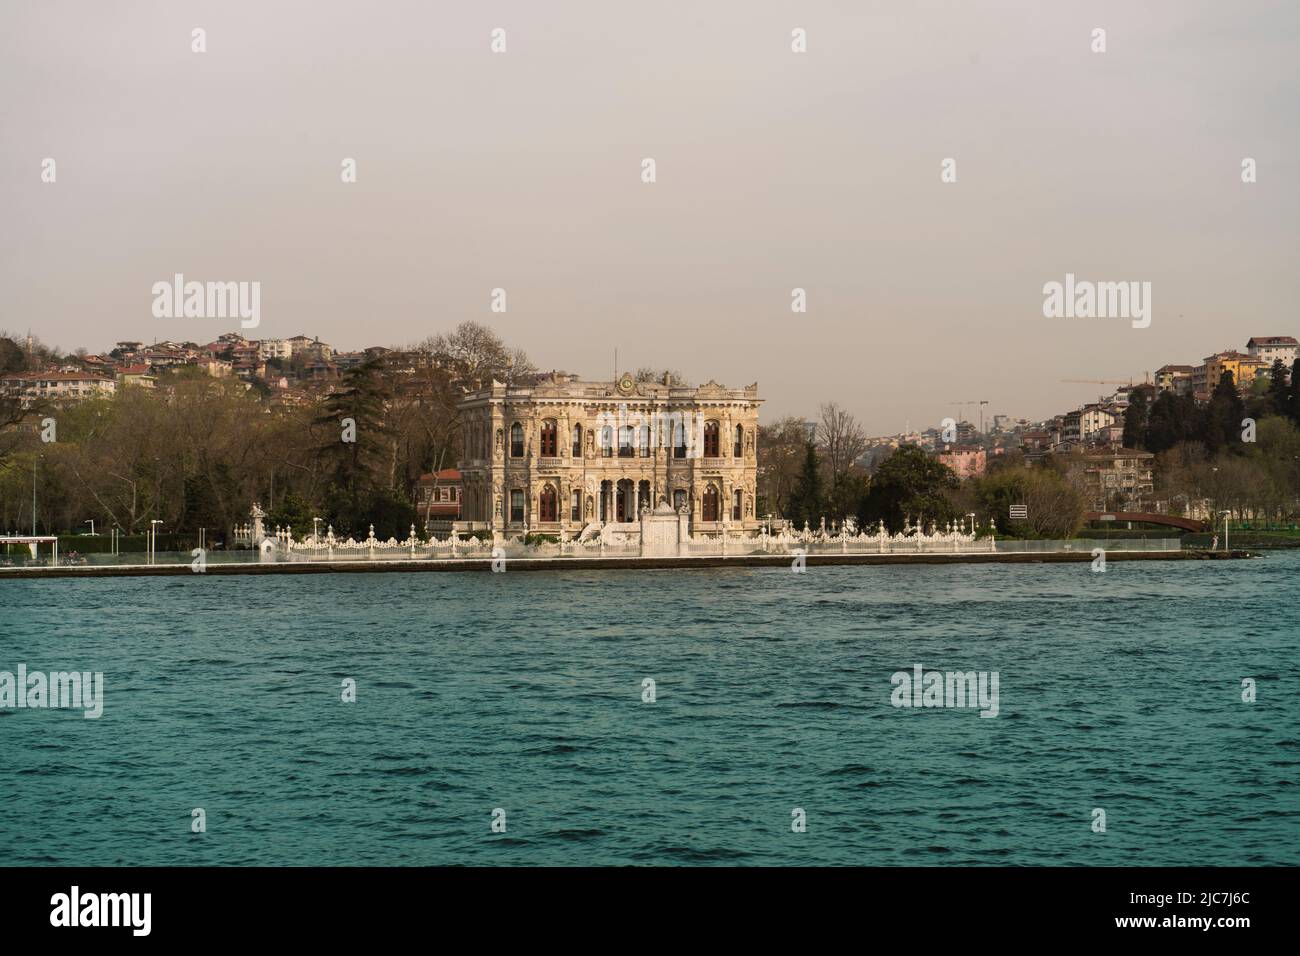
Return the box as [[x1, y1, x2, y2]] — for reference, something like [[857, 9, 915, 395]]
[[1, 554, 1297, 866]]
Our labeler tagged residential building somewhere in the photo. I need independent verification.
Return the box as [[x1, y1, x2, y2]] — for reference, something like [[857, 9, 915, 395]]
[[1079, 403, 1118, 442], [116, 365, 157, 388], [258, 339, 292, 361], [1, 371, 117, 406], [1018, 430, 1052, 462], [1245, 336, 1298, 369], [1154, 364, 1194, 394], [198, 359, 233, 378], [1192, 351, 1268, 400], [937, 444, 987, 479], [415, 469, 463, 523], [287, 335, 333, 361], [1071, 448, 1155, 510]]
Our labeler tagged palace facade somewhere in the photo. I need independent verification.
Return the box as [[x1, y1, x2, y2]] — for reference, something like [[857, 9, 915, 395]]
[[457, 372, 762, 535]]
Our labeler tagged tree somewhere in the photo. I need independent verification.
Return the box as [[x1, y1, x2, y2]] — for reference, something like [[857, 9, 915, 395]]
[[817, 402, 868, 517], [316, 356, 395, 534], [1204, 369, 1245, 454], [1122, 386, 1150, 449], [785, 442, 824, 529], [856, 445, 958, 534], [1289, 358, 1300, 426], [421, 321, 535, 386], [0, 335, 26, 373], [1146, 389, 1199, 453], [265, 492, 315, 539], [974, 464, 1085, 538], [757, 417, 811, 518], [1264, 359, 1289, 415]]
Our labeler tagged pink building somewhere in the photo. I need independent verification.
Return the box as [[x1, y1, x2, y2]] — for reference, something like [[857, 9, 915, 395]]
[[937, 445, 987, 479]]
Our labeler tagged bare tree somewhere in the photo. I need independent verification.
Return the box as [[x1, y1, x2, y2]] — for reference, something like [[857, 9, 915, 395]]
[[420, 321, 536, 386], [817, 402, 868, 492]]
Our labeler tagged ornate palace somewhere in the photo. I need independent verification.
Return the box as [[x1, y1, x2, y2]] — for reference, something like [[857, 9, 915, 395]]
[[457, 372, 762, 536]]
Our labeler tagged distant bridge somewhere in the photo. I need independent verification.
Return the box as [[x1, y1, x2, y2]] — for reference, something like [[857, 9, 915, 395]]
[[1083, 511, 1207, 533]]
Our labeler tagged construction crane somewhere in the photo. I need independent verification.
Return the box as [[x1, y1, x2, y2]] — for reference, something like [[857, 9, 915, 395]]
[[1060, 371, 1152, 386]]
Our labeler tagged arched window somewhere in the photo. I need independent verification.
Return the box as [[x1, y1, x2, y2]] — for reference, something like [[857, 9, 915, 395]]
[[639, 425, 651, 457], [673, 421, 686, 459], [540, 419, 558, 457], [539, 484, 557, 522], [732, 489, 742, 521], [619, 426, 634, 458], [702, 485, 719, 521], [734, 424, 743, 458], [510, 422, 524, 458], [570, 489, 581, 521], [673, 489, 686, 511], [572, 424, 582, 458], [600, 426, 613, 458], [704, 420, 720, 457], [510, 489, 524, 523]]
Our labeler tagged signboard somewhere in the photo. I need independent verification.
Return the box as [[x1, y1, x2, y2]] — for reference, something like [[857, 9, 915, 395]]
[[1009, 504, 1028, 520], [1099, 514, 1116, 521]]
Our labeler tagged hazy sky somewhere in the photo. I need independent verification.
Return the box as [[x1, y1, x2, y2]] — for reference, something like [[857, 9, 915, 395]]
[[3, 0, 1297, 433]]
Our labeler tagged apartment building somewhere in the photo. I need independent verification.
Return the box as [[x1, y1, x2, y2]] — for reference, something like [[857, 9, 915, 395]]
[[1191, 351, 1268, 401], [1, 371, 118, 406], [1245, 336, 1298, 369]]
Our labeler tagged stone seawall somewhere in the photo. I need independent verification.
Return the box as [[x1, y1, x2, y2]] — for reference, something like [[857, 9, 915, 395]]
[[0, 549, 1254, 580]]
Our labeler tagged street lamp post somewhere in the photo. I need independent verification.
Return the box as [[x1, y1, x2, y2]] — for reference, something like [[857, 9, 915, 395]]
[[32, 454, 39, 536], [1219, 510, 1231, 553], [85, 519, 95, 536], [149, 519, 163, 565], [313, 517, 322, 556], [967, 512, 976, 535]]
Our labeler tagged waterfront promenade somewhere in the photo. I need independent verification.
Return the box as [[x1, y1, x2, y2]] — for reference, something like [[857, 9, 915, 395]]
[[0, 547, 1252, 579]]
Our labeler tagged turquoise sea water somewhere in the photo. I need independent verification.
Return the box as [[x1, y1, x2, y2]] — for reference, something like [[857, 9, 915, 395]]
[[1, 554, 1297, 866]]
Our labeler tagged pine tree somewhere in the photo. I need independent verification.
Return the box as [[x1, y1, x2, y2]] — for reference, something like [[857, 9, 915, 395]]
[[1122, 387, 1150, 448], [1145, 390, 1185, 453], [1266, 358, 1290, 416], [786, 442, 823, 529], [1204, 369, 1245, 453], [1289, 358, 1300, 426], [315, 356, 394, 533]]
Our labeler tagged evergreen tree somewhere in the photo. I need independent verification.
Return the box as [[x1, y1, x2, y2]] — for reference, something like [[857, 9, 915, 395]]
[[1204, 369, 1245, 453], [1289, 358, 1300, 426], [786, 442, 823, 529], [1148, 389, 1206, 453], [315, 356, 394, 533], [856, 445, 959, 534], [1266, 358, 1290, 416], [1122, 386, 1150, 448]]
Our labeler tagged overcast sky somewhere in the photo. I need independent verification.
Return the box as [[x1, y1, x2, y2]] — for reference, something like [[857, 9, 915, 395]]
[[2, 0, 1296, 433]]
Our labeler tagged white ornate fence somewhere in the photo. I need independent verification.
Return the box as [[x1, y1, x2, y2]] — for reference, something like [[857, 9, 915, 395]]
[[251, 519, 1025, 562]]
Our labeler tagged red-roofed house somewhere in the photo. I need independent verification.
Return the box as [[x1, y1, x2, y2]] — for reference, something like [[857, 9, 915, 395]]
[[416, 469, 462, 521], [1245, 336, 1298, 368]]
